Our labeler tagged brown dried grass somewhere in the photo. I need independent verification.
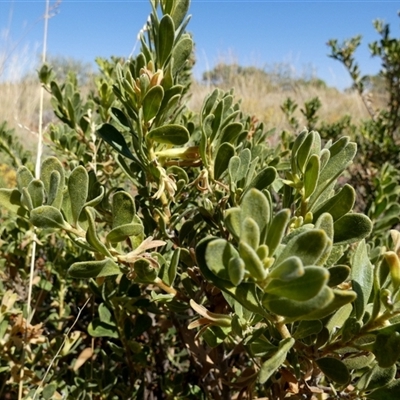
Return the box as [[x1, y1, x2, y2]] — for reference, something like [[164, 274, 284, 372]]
[[188, 74, 373, 135]]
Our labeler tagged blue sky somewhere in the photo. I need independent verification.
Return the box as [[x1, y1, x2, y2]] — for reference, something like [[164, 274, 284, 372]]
[[1, 0, 399, 89]]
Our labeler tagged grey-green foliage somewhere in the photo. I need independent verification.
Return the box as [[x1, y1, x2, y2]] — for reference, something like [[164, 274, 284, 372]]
[[328, 14, 400, 174], [2, 1, 400, 399], [0, 122, 33, 170], [197, 132, 372, 323]]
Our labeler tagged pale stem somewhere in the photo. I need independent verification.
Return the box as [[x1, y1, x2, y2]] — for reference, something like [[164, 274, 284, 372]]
[[19, 1, 50, 398], [154, 277, 177, 296]]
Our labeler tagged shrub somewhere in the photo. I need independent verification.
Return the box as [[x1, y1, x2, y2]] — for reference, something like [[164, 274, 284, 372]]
[[1, 1, 400, 399]]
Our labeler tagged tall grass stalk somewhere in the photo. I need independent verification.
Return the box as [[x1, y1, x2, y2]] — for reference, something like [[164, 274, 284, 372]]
[[18, 1, 50, 398]]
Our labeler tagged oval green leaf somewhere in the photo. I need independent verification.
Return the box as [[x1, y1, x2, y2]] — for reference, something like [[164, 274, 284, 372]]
[[107, 223, 143, 243], [97, 123, 136, 160], [334, 213, 372, 245], [157, 14, 175, 66], [142, 85, 164, 122], [316, 357, 350, 385], [259, 338, 295, 384], [30, 205, 66, 229], [147, 124, 189, 145], [214, 142, 235, 180], [263, 286, 334, 319], [68, 258, 120, 279], [265, 266, 329, 301]]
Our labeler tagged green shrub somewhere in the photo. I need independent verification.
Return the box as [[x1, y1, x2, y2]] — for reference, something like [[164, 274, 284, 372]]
[[1, 1, 400, 399]]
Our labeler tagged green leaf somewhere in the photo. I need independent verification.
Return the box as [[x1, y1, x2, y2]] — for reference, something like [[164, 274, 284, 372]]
[[343, 353, 375, 370], [30, 205, 67, 229], [291, 130, 308, 175], [88, 318, 119, 338], [303, 289, 356, 320], [224, 208, 241, 240], [131, 314, 153, 337], [42, 383, 57, 400], [228, 257, 245, 286], [50, 80, 63, 103], [316, 357, 350, 385], [0, 188, 23, 214], [312, 184, 356, 221], [112, 191, 136, 228], [366, 379, 400, 399], [21, 187, 33, 210], [265, 266, 329, 301], [259, 338, 295, 383], [203, 325, 228, 348], [134, 258, 158, 283], [203, 113, 215, 138], [241, 217, 260, 249], [328, 136, 349, 157], [262, 286, 334, 319], [313, 213, 334, 265], [310, 140, 356, 206], [274, 229, 329, 268], [68, 166, 88, 227], [27, 180, 44, 208], [328, 265, 350, 287], [293, 320, 323, 339], [85, 207, 113, 257], [170, 0, 190, 27], [325, 303, 352, 334], [157, 15, 175, 66], [214, 142, 235, 180], [248, 336, 277, 357], [171, 36, 193, 75], [239, 241, 266, 281], [334, 213, 372, 245], [360, 364, 396, 391], [167, 247, 180, 286], [341, 317, 361, 342], [98, 303, 115, 326], [240, 188, 271, 243], [269, 256, 304, 281], [247, 166, 276, 192], [199, 130, 208, 167], [205, 238, 239, 281], [142, 85, 164, 122], [97, 123, 136, 160], [373, 332, 400, 368], [228, 156, 241, 183], [303, 154, 320, 199], [196, 237, 266, 316], [314, 212, 334, 241], [220, 122, 243, 144], [351, 240, 373, 320], [296, 131, 320, 173], [47, 171, 62, 209], [237, 148, 251, 181], [111, 107, 129, 128], [16, 166, 33, 192], [107, 223, 143, 243], [147, 124, 189, 145], [265, 209, 291, 257], [40, 157, 65, 196], [68, 258, 120, 279]]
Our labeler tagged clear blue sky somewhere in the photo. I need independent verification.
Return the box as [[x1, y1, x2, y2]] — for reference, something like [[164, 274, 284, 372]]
[[1, 0, 399, 89]]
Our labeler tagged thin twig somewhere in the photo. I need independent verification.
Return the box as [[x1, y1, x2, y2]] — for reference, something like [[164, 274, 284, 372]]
[[32, 296, 92, 400]]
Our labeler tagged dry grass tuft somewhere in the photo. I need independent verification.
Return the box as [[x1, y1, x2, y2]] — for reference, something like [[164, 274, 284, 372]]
[[0, 29, 44, 152], [189, 72, 372, 135]]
